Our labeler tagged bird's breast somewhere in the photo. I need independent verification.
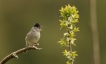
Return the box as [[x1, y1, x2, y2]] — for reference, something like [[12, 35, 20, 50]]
[[31, 31, 40, 39]]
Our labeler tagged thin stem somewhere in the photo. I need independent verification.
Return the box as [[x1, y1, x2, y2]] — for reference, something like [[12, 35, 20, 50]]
[[68, 26, 73, 64], [69, 40, 72, 52], [69, 40, 73, 64]]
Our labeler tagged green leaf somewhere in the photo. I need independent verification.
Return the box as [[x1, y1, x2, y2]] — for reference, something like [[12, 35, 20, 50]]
[[58, 39, 67, 46], [70, 38, 76, 46], [71, 51, 78, 58], [66, 61, 71, 64], [63, 50, 70, 56], [70, 31, 76, 37], [74, 27, 80, 32]]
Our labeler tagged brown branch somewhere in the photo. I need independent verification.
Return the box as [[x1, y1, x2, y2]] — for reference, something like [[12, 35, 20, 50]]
[[0, 46, 42, 64]]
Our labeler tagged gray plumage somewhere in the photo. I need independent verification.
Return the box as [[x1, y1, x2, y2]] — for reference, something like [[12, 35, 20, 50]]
[[25, 23, 41, 47]]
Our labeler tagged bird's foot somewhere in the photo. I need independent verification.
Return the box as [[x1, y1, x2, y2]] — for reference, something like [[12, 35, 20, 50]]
[[32, 46, 42, 50], [34, 43, 39, 46]]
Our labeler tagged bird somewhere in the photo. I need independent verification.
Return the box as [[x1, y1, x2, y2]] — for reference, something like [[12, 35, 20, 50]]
[[25, 23, 42, 47]]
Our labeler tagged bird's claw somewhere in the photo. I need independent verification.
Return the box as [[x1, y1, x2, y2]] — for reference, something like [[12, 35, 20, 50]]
[[34, 43, 39, 46], [32, 46, 42, 50]]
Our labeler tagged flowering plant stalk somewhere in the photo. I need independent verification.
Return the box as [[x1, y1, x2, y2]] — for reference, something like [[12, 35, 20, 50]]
[[58, 4, 79, 64]]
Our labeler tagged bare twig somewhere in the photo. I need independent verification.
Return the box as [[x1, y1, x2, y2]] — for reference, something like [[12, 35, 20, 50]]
[[0, 46, 42, 64]]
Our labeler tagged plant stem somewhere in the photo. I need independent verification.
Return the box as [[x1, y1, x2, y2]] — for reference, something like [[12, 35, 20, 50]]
[[68, 26, 73, 64]]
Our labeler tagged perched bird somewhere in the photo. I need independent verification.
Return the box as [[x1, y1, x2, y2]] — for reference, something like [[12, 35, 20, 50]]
[[25, 23, 42, 47]]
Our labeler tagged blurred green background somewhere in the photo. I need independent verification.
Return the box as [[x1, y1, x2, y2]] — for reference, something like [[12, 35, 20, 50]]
[[0, 0, 105, 64]]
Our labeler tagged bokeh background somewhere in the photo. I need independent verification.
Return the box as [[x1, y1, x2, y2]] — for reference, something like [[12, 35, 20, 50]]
[[0, 0, 105, 64]]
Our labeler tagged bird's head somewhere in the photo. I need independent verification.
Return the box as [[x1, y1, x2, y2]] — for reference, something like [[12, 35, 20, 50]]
[[34, 23, 42, 32]]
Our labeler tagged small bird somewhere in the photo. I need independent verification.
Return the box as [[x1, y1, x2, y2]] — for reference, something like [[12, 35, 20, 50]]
[[25, 23, 42, 47]]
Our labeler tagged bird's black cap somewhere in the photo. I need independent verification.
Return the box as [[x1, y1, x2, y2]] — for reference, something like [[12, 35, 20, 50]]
[[34, 23, 41, 28]]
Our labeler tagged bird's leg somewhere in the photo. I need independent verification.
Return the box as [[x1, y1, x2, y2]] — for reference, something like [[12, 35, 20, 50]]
[[33, 43, 42, 50], [34, 43, 39, 46]]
